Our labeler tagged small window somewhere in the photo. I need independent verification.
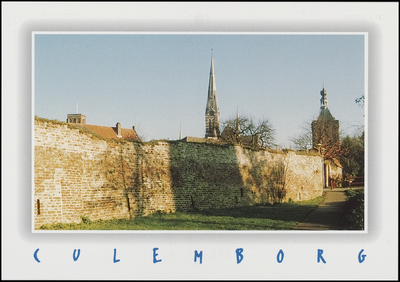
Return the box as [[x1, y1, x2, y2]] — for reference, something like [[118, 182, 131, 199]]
[[37, 199, 40, 215]]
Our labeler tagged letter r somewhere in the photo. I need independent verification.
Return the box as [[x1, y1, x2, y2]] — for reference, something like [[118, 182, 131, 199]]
[[317, 249, 326, 264]]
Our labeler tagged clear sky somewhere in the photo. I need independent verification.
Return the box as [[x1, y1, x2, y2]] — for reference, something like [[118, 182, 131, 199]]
[[34, 33, 365, 147]]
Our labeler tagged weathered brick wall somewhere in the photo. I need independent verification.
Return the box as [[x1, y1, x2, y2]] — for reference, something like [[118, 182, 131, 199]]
[[34, 122, 131, 228], [324, 159, 343, 187], [233, 146, 323, 203], [34, 120, 323, 229], [168, 142, 244, 210]]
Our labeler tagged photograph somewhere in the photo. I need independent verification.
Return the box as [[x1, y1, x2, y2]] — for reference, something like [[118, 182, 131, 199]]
[[33, 33, 366, 232]]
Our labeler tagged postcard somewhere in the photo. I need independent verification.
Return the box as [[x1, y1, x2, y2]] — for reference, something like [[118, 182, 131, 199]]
[[2, 2, 398, 280]]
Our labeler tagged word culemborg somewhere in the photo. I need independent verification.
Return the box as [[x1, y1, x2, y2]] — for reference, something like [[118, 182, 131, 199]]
[[33, 248, 367, 264]]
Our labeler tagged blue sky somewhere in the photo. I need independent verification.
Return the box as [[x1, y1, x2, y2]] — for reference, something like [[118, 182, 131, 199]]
[[34, 33, 365, 147]]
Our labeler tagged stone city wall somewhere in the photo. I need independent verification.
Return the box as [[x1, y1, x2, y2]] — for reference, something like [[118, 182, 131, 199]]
[[34, 119, 323, 229]]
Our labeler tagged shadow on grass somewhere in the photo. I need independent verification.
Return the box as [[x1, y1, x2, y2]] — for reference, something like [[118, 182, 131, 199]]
[[124, 202, 321, 230], [187, 203, 319, 223], [132, 216, 296, 230], [40, 199, 323, 231]]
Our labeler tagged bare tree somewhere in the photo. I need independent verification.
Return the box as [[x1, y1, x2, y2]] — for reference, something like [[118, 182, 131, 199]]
[[355, 95, 365, 108], [290, 131, 313, 151], [221, 114, 275, 149], [289, 119, 314, 151]]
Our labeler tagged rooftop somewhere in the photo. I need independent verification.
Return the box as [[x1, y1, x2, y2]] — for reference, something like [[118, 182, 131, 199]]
[[80, 124, 140, 141]]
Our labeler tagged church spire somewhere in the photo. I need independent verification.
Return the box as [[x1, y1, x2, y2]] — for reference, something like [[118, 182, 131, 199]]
[[207, 56, 219, 110], [205, 51, 220, 138], [318, 86, 334, 120], [236, 107, 240, 134], [320, 86, 328, 110]]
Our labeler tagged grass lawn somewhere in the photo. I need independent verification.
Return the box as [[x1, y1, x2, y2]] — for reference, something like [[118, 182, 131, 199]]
[[40, 196, 324, 231]]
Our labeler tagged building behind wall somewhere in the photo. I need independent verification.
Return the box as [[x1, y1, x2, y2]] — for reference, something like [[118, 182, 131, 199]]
[[67, 113, 86, 124], [311, 87, 342, 187], [311, 87, 340, 148], [66, 113, 140, 141]]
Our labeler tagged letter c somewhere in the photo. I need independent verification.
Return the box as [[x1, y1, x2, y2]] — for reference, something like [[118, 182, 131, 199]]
[[33, 248, 40, 263]]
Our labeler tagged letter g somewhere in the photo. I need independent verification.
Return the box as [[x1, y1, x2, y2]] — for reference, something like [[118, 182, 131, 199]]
[[358, 249, 366, 263]]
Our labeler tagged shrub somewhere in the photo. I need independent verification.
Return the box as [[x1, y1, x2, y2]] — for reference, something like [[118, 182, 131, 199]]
[[80, 215, 92, 224], [345, 189, 358, 198], [343, 190, 364, 230]]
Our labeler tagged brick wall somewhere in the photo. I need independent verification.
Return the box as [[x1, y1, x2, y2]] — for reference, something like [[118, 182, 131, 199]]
[[34, 120, 323, 229]]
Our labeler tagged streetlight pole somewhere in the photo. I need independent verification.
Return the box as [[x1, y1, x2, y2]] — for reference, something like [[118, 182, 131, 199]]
[[321, 147, 326, 189], [316, 143, 325, 190]]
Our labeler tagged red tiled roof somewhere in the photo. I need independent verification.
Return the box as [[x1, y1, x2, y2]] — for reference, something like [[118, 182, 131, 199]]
[[81, 124, 141, 141], [121, 127, 140, 141]]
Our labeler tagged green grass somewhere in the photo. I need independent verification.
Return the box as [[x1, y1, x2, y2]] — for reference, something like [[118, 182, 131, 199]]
[[40, 196, 324, 231]]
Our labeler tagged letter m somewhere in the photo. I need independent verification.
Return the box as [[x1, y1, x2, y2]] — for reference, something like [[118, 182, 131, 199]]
[[194, 250, 203, 264]]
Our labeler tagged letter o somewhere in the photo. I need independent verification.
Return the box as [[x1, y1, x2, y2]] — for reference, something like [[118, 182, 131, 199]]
[[277, 249, 284, 263]]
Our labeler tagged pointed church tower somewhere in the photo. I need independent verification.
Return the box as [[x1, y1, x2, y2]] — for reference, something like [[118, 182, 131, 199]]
[[205, 53, 220, 138]]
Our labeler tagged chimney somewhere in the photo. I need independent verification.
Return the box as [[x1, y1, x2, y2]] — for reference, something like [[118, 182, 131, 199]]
[[116, 122, 122, 137]]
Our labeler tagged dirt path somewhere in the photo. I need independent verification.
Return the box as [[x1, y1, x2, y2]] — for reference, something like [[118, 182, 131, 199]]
[[293, 188, 351, 230]]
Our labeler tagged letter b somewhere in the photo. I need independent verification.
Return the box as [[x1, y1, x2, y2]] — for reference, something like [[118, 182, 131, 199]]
[[236, 248, 244, 264]]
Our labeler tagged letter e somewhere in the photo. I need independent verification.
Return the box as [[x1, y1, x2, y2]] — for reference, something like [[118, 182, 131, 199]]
[[153, 247, 162, 263]]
